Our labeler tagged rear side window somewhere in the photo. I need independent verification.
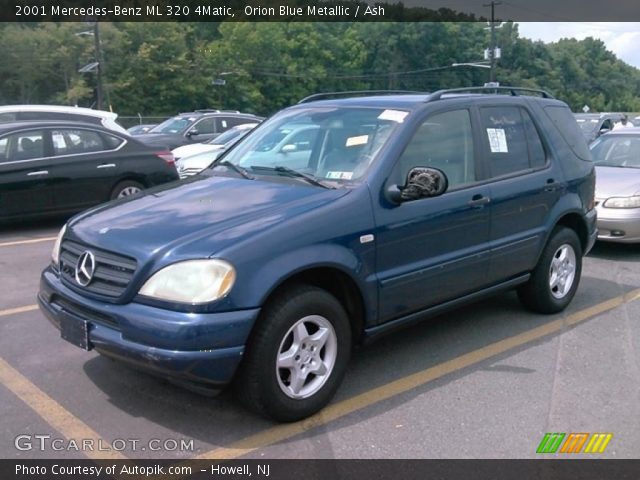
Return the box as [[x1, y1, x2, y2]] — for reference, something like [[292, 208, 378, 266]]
[[102, 133, 124, 150], [479, 106, 547, 178], [51, 129, 105, 155], [544, 105, 592, 161]]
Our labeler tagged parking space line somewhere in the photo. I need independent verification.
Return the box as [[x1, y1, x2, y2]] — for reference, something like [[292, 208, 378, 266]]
[[0, 305, 39, 318], [195, 287, 640, 460], [0, 236, 57, 248], [0, 357, 127, 460]]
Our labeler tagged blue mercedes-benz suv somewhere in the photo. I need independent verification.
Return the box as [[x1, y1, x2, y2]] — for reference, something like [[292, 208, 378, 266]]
[[39, 87, 597, 421]]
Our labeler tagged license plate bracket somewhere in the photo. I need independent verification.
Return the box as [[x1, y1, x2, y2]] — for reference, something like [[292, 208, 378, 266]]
[[60, 312, 92, 351]]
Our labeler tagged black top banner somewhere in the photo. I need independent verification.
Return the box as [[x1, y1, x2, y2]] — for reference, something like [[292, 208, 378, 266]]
[[3, 0, 640, 22]]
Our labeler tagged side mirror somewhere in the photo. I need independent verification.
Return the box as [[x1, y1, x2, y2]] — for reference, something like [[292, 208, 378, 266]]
[[187, 128, 199, 137], [281, 144, 297, 153], [386, 167, 448, 204]]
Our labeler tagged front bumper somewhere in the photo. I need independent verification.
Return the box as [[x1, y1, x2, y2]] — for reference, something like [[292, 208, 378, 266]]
[[595, 205, 640, 243], [38, 267, 260, 389]]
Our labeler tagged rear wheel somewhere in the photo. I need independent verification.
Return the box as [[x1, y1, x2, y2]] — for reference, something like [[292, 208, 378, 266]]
[[235, 285, 351, 422], [110, 180, 144, 200], [518, 227, 582, 314]]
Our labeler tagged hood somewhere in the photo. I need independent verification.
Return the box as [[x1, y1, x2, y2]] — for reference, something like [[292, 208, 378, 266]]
[[177, 150, 223, 170], [173, 144, 223, 161], [68, 175, 349, 262], [135, 132, 186, 150], [595, 166, 640, 198]]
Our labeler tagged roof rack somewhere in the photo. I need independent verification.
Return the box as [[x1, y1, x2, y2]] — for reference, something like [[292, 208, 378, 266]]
[[193, 109, 221, 113], [428, 86, 555, 101], [298, 90, 428, 104]]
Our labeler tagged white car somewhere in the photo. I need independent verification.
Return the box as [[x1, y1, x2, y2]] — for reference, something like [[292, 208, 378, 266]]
[[0, 105, 128, 134], [171, 122, 258, 160]]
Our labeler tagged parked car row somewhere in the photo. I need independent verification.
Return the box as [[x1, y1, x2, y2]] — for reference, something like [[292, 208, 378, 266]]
[[0, 105, 262, 221]]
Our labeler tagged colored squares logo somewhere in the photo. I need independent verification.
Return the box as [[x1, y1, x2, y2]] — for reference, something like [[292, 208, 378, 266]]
[[537, 433, 612, 454]]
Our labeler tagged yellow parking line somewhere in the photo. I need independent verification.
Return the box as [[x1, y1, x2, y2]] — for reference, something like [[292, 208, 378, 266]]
[[0, 305, 39, 318], [0, 357, 127, 460], [0, 236, 57, 248], [196, 287, 640, 460]]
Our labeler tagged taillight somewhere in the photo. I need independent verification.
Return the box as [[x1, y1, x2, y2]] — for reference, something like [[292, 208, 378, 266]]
[[155, 151, 175, 165]]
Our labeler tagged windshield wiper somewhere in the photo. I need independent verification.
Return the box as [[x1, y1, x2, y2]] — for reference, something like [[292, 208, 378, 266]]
[[213, 160, 255, 180], [250, 165, 335, 189]]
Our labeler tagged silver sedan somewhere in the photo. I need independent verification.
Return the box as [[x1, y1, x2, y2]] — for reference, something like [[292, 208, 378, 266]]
[[590, 129, 640, 243]]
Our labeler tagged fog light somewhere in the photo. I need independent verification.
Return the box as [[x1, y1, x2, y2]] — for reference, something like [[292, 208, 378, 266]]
[[610, 230, 625, 237]]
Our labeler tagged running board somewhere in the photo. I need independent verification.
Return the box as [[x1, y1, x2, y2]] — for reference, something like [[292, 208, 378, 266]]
[[363, 274, 530, 343]]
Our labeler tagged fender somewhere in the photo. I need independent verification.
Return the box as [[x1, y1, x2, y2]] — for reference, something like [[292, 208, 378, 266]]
[[242, 243, 377, 323]]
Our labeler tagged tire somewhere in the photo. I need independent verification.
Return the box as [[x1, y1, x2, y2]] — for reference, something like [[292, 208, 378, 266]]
[[234, 284, 351, 422], [110, 180, 144, 200], [518, 227, 582, 314]]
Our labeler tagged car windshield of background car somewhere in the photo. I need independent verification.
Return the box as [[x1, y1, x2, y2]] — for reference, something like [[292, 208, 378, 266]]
[[591, 135, 640, 168], [149, 116, 194, 134]]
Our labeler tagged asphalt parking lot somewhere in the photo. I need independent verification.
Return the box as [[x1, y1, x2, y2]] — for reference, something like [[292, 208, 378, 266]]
[[1, 218, 639, 460]]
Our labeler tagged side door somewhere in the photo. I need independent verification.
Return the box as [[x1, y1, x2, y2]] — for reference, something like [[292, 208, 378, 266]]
[[0, 128, 55, 218], [373, 108, 492, 323], [476, 104, 564, 283], [48, 128, 124, 210]]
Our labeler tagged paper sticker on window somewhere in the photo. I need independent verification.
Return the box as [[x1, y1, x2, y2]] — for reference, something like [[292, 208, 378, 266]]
[[221, 120, 227, 128], [326, 171, 353, 180], [487, 128, 508, 153], [346, 135, 369, 147], [378, 109, 408, 123]]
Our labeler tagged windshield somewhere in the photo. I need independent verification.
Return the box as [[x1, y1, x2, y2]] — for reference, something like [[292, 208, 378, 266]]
[[590, 135, 640, 168], [149, 116, 194, 134], [575, 118, 598, 134], [205, 125, 255, 146], [211, 106, 405, 185]]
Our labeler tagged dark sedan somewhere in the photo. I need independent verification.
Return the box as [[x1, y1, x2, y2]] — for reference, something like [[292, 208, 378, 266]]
[[0, 121, 179, 221]]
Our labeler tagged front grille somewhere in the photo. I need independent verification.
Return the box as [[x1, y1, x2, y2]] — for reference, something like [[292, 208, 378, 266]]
[[59, 240, 137, 298]]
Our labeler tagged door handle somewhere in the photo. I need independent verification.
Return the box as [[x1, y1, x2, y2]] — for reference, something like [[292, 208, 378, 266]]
[[27, 170, 48, 176], [468, 194, 490, 207], [97, 163, 116, 169], [545, 178, 560, 192]]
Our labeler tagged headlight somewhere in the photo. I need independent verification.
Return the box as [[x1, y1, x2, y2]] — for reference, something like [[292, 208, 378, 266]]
[[138, 259, 236, 304], [603, 195, 640, 209], [51, 224, 67, 267]]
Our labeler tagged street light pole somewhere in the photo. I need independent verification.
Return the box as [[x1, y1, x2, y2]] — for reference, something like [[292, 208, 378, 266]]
[[483, 1, 502, 84], [93, 22, 104, 110]]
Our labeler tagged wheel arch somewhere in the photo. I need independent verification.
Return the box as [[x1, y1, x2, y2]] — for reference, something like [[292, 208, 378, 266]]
[[258, 266, 367, 345]]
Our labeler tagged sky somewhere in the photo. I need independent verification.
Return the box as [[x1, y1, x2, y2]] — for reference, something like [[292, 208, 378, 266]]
[[516, 23, 640, 69]]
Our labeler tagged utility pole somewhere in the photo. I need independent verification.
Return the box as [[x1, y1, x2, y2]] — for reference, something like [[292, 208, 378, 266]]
[[93, 22, 104, 110], [483, 1, 501, 84]]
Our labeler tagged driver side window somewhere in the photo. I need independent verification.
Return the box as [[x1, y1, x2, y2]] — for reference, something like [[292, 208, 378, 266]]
[[396, 109, 476, 189]]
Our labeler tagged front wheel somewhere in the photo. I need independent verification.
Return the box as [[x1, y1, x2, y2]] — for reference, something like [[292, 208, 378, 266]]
[[518, 227, 582, 314], [234, 285, 351, 422]]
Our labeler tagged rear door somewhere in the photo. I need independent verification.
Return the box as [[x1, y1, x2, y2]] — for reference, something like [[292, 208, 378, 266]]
[[47, 128, 126, 210], [476, 103, 563, 283], [0, 128, 56, 218]]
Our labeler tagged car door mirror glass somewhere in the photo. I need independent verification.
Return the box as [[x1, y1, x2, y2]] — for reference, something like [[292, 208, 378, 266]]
[[401, 167, 448, 201]]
